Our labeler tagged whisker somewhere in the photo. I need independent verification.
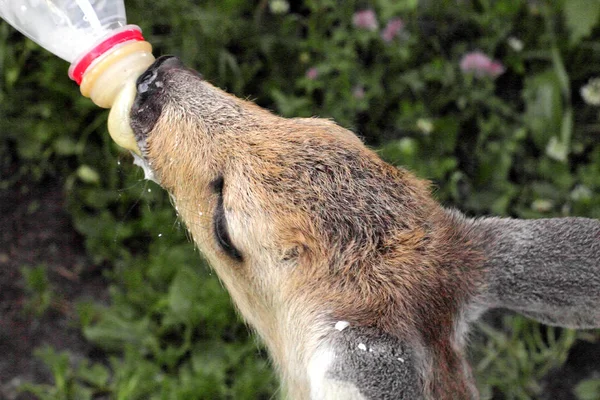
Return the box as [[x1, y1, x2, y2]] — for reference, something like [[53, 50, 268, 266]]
[[113, 180, 150, 244]]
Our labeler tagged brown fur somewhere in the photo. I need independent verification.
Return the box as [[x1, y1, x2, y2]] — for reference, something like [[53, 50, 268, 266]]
[[131, 60, 492, 399]]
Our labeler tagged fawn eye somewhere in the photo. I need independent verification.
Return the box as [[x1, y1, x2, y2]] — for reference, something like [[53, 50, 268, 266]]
[[211, 176, 243, 262]]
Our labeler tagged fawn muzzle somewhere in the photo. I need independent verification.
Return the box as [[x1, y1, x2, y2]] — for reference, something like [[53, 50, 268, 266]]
[[130, 55, 189, 149]]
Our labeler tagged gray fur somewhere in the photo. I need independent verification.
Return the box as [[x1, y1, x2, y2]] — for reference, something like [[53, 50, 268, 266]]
[[314, 216, 600, 399], [474, 217, 600, 328], [325, 326, 423, 399]]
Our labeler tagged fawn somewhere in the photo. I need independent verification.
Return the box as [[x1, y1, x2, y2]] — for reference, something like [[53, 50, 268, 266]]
[[128, 56, 600, 399]]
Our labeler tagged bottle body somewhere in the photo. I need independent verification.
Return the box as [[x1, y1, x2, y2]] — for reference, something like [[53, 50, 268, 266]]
[[0, 0, 127, 62]]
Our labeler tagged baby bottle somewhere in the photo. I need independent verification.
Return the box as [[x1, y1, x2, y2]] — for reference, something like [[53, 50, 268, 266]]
[[0, 0, 155, 155]]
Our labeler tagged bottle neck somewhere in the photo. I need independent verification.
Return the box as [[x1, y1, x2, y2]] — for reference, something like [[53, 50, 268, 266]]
[[76, 40, 155, 155], [79, 40, 155, 108]]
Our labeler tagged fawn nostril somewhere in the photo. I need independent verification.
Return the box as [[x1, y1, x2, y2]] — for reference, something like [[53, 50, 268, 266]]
[[136, 55, 183, 96], [137, 69, 158, 94], [131, 56, 187, 141]]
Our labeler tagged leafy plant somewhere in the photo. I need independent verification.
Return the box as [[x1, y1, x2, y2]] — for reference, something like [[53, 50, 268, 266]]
[[473, 315, 577, 399], [576, 376, 600, 400], [21, 265, 56, 316]]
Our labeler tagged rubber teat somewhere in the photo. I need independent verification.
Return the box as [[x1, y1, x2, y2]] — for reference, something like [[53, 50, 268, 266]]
[[70, 26, 155, 155], [107, 80, 140, 155]]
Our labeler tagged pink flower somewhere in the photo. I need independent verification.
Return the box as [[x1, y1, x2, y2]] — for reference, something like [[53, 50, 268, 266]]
[[306, 67, 319, 80], [353, 9, 378, 31], [381, 18, 404, 42], [460, 51, 505, 79], [486, 61, 505, 77], [352, 85, 365, 99]]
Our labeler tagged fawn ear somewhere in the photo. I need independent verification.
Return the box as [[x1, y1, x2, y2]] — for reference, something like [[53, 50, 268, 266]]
[[476, 217, 600, 329]]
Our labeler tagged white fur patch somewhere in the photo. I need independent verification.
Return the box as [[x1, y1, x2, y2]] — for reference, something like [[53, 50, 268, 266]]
[[308, 347, 335, 400], [308, 347, 367, 400], [318, 380, 366, 400]]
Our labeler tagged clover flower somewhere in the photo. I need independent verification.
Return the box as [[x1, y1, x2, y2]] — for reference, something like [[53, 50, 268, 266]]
[[353, 9, 378, 31], [381, 18, 404, 42], [507, 37, 524, 52], [459, 51, 505, 79], [581, 78, 600, 106], [269, 0, 290, 14], [416, 118, 434, 135], [306, 67, 319, 80]]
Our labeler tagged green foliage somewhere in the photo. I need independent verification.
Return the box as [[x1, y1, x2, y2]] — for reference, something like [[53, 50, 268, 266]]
[[576, 376, 600, 400], [563, 0, 600, 45], [19, 347, 89, 400], [21, 345, 275, 400], [21, 265, 55, 316], [474, 315, 577, 399], [1, 0, 600, 398]]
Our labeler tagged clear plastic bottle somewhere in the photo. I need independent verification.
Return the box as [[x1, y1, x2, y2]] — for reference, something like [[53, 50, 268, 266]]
[[0, 0, 155, 154], [0, 0, 126, 62]]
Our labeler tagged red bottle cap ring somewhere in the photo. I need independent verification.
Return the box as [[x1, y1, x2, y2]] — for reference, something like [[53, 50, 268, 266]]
[[69, 27, 145, 85]]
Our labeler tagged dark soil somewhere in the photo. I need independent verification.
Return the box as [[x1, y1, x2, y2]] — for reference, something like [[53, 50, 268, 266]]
[[541, 339, 600, 400], [0, 174, 108, 400]]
